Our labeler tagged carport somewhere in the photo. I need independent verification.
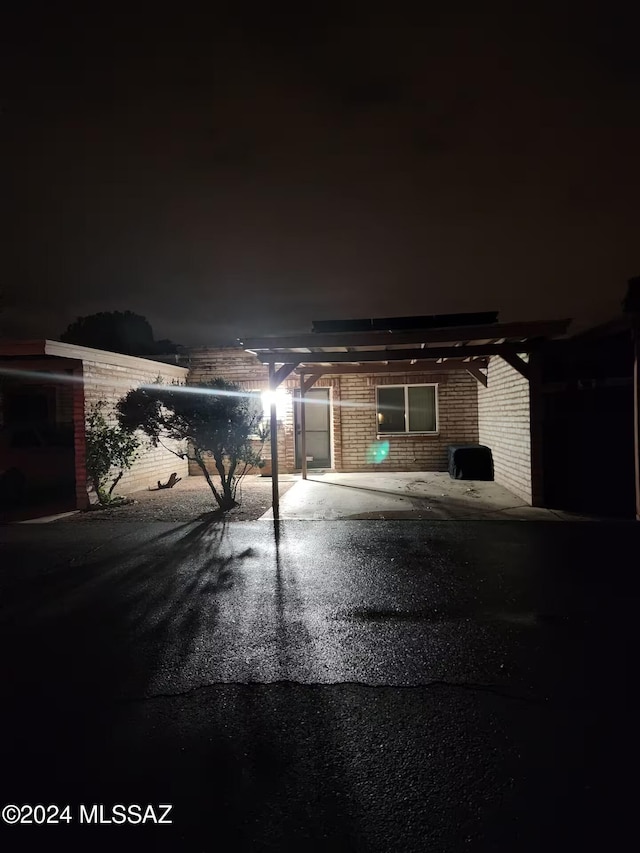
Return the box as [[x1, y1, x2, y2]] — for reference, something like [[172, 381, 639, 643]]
[[258, 471, 574, 521], [241, 313, 571, 518]]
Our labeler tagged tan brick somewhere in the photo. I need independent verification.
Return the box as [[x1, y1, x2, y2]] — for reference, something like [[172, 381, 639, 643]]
[[477, 356, 532, 504]]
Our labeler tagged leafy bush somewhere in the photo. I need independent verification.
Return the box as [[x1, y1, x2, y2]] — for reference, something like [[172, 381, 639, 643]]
[[85, 401, 140, 505]]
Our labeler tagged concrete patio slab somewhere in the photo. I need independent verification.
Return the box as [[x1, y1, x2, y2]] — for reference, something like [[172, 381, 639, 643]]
[[260, 472, 568, 520]]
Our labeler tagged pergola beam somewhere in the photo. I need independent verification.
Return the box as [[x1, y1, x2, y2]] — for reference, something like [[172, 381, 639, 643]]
[[294, 359, 487, 376], [241, 319, 571, 351], [466, 364, 488, 387], [301, 373, 323, 392], [299, 373, 308, 480], [500, 351, 531, 381], [257, 344, 534, 364], [272, 362, 299, 387], [268, 364, 280, 519]]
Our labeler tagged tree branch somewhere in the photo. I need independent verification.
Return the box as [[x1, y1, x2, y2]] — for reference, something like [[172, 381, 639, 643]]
[[194, 450, 223, 508], [157, 438, 188, 460], [108, 469, 125, 497]]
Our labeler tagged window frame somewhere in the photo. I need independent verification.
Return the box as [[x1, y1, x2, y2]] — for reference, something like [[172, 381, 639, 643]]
[[245, 389, 267, 440], [375, 383, 439, 436]]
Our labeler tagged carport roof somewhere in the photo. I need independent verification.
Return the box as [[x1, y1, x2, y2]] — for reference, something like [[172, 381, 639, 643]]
[[244, 314, 573, 518], [240, 316, 571, 370]]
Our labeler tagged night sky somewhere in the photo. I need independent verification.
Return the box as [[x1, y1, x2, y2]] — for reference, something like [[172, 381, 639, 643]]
[[2, 4, 639, 345]]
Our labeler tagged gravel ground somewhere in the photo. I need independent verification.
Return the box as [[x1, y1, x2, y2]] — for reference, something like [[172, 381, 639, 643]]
[[60, 474, 297, 523]]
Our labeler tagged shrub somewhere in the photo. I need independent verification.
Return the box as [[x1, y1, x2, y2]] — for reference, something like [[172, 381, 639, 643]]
[[85, 401, 140, 505]]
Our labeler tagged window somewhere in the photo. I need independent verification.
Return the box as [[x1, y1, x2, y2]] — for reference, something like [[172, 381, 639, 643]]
[[376, 384, 438, 434], [246, 391, 266, 439]]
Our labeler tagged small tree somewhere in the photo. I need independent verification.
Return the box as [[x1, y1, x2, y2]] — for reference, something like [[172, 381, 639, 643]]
[[85, 402, 140, 505], [116, 379, 266, 512]]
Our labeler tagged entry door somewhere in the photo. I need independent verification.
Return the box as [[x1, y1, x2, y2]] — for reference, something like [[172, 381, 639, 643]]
[[295, 388, 331, 468]]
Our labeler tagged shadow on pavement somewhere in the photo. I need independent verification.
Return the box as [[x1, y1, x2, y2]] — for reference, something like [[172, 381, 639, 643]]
[[0, 517, 366, 851]]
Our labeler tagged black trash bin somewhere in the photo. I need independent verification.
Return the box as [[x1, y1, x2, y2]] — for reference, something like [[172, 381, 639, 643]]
[[447, 444, 494, 480]]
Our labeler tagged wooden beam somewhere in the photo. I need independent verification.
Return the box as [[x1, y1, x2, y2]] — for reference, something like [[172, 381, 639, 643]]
[[258, 344, 531, 365], [500, 351, 530, 380], [302, 373, 323, 392], [271, 362, 299, 387], [268, 363, 280, 519], [240, 319, 571, 351], [466, 364, 488, 387], [295, 359, 488, 376], [299, 374, 307, 481]]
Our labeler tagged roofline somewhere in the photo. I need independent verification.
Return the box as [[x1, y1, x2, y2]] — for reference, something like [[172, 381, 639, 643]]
[[311, 311, 499, 333], [0, 339, 189, 378], [570, 315, 632, 341], [239, 318, 572, 351]]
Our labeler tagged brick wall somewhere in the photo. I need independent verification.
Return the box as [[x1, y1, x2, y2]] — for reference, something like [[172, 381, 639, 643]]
[[338, 371, 479, 472], [187, 349, 481, 474], [477, 355, 532, 503], [80, 352, 189, 501]]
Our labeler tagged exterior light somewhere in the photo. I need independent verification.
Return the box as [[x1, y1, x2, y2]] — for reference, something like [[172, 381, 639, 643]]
[[261, 388, 289, 421]]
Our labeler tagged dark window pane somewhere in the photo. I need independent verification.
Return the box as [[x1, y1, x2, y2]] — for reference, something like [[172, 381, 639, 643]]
[[5, 390, 50, 426], [377, 387, 406, 433], [408, 386, 437, 432], [246, 392, 265, 436]]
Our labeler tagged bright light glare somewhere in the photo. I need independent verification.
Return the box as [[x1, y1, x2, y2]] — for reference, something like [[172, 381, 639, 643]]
[[0, 366, 378, 413], [261, 388, 290, 420]]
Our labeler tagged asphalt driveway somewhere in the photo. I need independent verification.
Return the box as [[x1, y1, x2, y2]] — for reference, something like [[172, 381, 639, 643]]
[[0, 519, 637, 851]]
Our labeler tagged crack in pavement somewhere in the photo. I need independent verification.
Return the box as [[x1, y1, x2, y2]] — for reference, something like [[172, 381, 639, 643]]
[[121, 679, 543, 706]]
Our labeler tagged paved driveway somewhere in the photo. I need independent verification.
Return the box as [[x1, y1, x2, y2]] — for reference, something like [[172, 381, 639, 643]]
[[261, 471, 578, 520], [0, 518, 637, 851]]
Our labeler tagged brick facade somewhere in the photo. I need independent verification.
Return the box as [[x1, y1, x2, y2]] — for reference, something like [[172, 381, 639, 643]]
[[187, 348, 480, 475], [477, 355, 532, 504], [79, 351, 189, 503], [1, 341, 539, 508], [338, 371, 479, 472]]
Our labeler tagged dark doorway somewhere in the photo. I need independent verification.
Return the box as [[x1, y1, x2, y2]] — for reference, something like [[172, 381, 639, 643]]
[[295, 388, 331, 469]]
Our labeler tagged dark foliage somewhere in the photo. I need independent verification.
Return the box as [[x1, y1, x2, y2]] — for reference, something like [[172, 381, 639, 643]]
[[117, 379, 267, 511], [60, 311, 180, 356], [85, 401, 140, 505]]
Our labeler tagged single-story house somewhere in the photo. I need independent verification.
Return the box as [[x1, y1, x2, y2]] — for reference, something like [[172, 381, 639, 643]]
[[185, 312, 570, 516], [2, 292, 639, 520]]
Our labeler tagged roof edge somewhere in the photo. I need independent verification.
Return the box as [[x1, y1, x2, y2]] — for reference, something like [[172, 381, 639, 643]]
[[0, 339, 189, 377]]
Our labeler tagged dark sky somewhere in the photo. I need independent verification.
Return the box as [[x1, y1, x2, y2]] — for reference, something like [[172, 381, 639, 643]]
[[2, 3, 639, 345]]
